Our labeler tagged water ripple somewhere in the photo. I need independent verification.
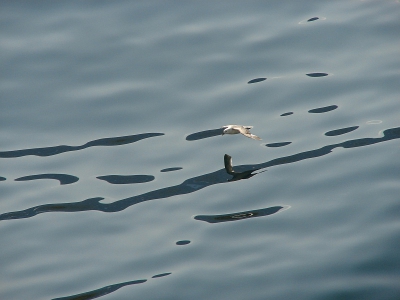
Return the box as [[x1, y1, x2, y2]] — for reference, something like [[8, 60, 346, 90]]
[[160, 167, 182, 172], [247, 77, 267, 84], [306, 72, 329, 77], [152, 273, 172, 278], [176, 240, 191, 246], [15, 174, 79, 185], [194, 205, 290, 223], [325, 126, 359, 137], [308, 105, 338, 113], [265, 142, 292, 147], [52, 279, 147, 300], [97, 175, 154, 185], [307, 17, 319, 22], [0, 133, 164, 158], [1, 126, 398, 221]]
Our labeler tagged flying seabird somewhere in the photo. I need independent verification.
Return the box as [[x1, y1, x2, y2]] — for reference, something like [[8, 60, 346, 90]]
[[222, 125, 261, 140]]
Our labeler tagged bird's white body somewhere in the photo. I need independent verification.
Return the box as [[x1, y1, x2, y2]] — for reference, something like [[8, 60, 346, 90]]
[[222, 125, 261, 140]]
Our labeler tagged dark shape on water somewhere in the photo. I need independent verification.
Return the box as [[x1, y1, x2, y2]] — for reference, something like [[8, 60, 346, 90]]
[[0, 133, 164, 158], [307, 17, 319, 22], [224, 154, 262, 181], [97, 175, 154, 184], [280, 112, 293, 116], [248, 78, 267, 84], [0, 176, 6, 181], [195, 206, 288, 223], [176, 240, 191, 246], [325, 126, 359, 137], [1, 126, 399, 222], [15, 174, 79, 185], [161, 167, 182, 172], [266, 142, 292, 147], [52, 278, 147, 300], [308, 105, 338, 113], [152, 273, 172, 278], [306, 73, 328, 77], [186, 128, 223, 141]]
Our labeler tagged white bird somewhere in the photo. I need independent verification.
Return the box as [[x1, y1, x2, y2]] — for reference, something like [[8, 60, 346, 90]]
[[222, 125, 261, 140]]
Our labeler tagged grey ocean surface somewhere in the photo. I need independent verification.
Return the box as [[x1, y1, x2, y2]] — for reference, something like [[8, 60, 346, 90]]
[[1, 1, 400, 299]]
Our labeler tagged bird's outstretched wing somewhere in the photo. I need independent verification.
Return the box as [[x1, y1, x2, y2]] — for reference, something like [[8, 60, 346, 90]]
[[238, 127, 262, 140]]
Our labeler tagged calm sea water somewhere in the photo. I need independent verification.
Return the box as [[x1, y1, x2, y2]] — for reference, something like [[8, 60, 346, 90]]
[[1, 1, 399, 299]]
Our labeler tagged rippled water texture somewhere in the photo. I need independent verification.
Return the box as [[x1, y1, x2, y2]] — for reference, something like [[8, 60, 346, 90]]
[[1, 1, 399, 299]]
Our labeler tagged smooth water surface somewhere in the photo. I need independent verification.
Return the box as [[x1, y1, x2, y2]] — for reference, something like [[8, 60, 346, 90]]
[[1, 1, 400, 299]]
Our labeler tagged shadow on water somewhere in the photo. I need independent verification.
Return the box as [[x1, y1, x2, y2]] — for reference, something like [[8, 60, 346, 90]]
[[0, 133, 164, 158], [194, 205, 290, 223], [186, 128, 223, 141], [15, 174, 79, 185], [1, 126, 399, 221]]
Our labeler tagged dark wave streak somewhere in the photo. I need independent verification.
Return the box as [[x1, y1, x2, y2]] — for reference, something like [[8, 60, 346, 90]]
[[308, 105, 338, 113], [15, 174, 79, 185], [325, 126, 359, 136], [248, 77, 267, 84], [306, 72, 328, 77], [52, 279, 147, 300], [152, 272, 172, 278], [266, 142, 292, 147], [195, 206, 287, 223], [160, 167, 182, 172], [0, 133, 164, 158], [1, 127, 399, 221], [97, 175, 154, 184]]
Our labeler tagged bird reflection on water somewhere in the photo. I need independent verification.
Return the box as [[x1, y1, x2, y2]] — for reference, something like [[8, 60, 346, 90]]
[[223, 154, 265, 182]]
